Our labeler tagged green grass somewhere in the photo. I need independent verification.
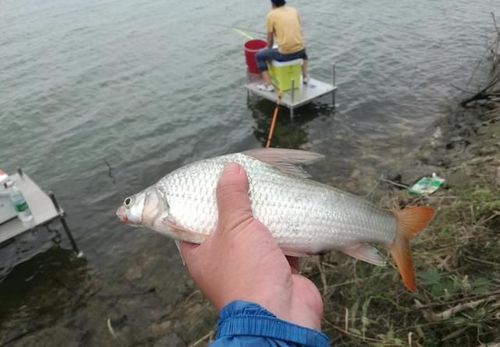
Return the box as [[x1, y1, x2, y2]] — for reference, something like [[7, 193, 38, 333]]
[[308, 166, 500, 346]]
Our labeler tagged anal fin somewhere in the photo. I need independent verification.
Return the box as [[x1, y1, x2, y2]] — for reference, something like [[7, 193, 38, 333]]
[[341, 243, 386, 266]]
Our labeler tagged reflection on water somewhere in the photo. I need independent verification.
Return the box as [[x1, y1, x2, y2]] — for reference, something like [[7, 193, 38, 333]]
[[248, 96, 335, 149], [0, 236, 198, 346], [0, 226, 62, 281]]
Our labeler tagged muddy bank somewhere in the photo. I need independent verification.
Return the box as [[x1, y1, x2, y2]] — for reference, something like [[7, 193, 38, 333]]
[[419, 103, 500, 185]]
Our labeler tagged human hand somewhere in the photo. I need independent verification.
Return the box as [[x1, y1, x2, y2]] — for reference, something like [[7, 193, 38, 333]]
[[180, 163, 324, 330]]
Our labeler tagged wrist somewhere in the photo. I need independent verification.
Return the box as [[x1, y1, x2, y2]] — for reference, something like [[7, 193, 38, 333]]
[[215, 301, 329, 346], [216, 287, 291, 324]]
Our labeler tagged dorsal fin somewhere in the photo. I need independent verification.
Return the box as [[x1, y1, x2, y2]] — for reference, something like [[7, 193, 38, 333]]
[[243, 148, 324, 178]]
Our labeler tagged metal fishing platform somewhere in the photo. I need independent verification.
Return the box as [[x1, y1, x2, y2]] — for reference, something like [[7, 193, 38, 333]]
[[0, 169, 83, 257], [245, 63, 337, 118]]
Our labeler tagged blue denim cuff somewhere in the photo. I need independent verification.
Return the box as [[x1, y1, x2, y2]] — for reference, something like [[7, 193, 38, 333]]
[[215, 300, 329, 347]]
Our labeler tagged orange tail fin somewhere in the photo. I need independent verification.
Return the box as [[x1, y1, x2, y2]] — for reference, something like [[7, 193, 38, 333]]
[[391, 206, 435, 292]]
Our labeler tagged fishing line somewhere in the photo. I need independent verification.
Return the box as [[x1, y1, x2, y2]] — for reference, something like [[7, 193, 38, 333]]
[[207, 23, 265, 37], [103, 159, 116, 185], [233, 28, 254, 40]]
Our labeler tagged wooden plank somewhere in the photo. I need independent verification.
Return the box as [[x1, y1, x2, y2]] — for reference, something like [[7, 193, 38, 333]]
[[0, 173, 60, 244]]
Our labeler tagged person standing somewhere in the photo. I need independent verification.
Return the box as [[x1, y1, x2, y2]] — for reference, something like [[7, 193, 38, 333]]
[[256, 0, 309, 92]]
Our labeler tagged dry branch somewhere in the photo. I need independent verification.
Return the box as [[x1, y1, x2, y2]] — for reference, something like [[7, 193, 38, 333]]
[[189, 331, 214, 347], [415, 295, 498, 322], [461, 13, 500, 107]]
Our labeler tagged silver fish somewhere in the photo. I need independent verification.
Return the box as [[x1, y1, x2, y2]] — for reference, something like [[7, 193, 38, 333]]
[[116, 148, 434, 291]]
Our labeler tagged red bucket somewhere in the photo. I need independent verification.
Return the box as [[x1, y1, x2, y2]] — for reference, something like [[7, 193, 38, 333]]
[[244, 39, 267, 74]]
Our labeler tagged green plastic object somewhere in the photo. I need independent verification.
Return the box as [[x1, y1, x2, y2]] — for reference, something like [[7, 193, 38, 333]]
[[408, 173, 445, 196]]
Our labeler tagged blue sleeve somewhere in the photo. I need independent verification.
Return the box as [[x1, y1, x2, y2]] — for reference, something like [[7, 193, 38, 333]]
[[210, 301, 329, 347]]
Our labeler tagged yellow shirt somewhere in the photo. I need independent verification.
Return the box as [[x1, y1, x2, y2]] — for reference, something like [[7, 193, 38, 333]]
[[266, 6, 305, 54]]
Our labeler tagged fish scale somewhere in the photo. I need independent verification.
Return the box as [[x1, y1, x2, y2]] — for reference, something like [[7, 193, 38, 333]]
[[154, 152, 395, 255]]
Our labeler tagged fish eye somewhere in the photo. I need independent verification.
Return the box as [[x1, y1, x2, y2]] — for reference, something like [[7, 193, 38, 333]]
[[124, 196, 133, 208]]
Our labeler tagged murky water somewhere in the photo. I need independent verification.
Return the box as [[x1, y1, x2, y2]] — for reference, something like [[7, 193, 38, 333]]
[[1, 0, 498, 344]]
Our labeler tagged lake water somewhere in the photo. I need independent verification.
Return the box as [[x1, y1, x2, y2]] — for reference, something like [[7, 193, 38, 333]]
[[1, 0, 498, 344]]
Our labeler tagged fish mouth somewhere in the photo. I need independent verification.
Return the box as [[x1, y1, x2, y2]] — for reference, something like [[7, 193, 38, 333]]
[[116, 206, 128, 223]]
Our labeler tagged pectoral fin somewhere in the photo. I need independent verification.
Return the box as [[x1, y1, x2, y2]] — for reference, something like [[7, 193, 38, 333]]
[[341, 243, 386, 266], [163, 217, 208, 244], [174, 240, 186, 266], [282, 248, 312, 257]]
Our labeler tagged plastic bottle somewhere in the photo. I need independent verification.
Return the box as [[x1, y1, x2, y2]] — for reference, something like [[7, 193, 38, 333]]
[[3, 180, 34, 224]]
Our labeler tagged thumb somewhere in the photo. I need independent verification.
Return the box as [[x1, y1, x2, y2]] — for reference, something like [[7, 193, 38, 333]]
[[216, 163, 253, 232]]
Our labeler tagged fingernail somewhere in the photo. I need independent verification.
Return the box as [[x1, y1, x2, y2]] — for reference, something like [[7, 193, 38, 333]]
[[223, 163, 241, 175]]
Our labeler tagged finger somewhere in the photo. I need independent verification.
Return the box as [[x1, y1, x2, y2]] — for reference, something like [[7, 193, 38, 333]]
[[286, 256, 300, 274], [216, 163, 253, 232]]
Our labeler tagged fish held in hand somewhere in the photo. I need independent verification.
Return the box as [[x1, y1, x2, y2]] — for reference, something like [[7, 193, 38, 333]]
[[116, 148, 434, 292]]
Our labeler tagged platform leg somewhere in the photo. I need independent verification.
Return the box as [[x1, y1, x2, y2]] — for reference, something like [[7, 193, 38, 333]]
[[332, 62, 337, 107], [49, 192, 83, 257], [333, 62, 336, 87], [290, 107, 295, 119], [61, 216, 83, 257]]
